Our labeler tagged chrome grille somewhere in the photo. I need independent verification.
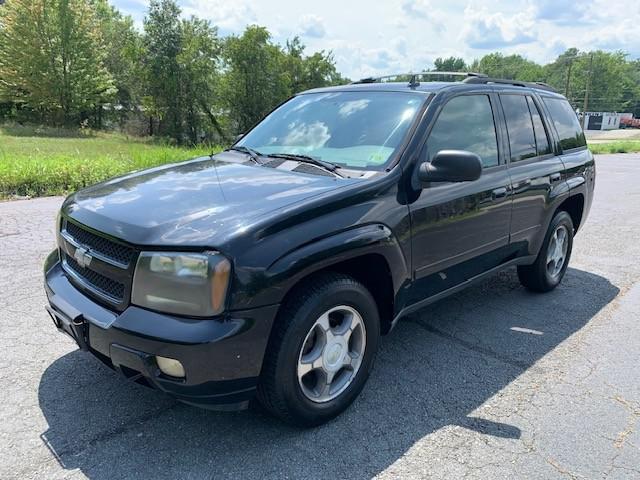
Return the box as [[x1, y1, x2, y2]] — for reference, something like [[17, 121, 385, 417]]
[[59, 219, 136, 310], [64, 220, 135, 267], [64, 256, 125, 302]]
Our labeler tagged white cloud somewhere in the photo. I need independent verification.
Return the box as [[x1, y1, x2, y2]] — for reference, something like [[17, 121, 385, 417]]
[[299, 14, 327, 38], [461, 5, 537, 49], [181, 0, 257, 33], [399, 0, 445, 33]]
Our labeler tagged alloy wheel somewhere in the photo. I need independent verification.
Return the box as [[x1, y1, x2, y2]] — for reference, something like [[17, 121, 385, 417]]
[[297, 305, 367, 403]]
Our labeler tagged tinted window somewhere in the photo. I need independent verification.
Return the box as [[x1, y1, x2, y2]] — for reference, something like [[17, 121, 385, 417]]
[[543, 97, 587, 151], [239, 91, 425, 170], [425, 95, 498, 167], [527, 96, 552, 156], [501, 94, 537, 162]]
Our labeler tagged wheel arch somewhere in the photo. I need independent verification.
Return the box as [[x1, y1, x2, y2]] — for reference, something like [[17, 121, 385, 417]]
[[555, 193, 585, 232], [263, 224, 410, 335]]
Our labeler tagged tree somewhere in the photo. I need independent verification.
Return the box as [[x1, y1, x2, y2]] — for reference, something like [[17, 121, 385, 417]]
[[178, 16, 224, 143], [433, 57, 467, 72], [143, 0, 183, 141], [283, 37, 347, 92], [221, 26, 290, 134], [469, 53, 544, 81], [543, 49, 640, 113], [92, 0, 143, 122], [0, 0, 115, 125]]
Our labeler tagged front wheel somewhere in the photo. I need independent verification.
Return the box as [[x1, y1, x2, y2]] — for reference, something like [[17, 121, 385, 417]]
[[257, 273, 380, 427], [517, 211, 574, 292]]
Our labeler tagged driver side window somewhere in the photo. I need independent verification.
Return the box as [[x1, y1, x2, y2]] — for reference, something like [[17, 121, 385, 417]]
[[424, 95, 499, 168]]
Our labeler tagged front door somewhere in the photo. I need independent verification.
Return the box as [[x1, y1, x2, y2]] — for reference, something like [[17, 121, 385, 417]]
[[408, 92, 513, 303]]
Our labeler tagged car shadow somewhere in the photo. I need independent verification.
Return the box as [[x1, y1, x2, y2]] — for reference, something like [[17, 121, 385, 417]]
[[38, 267, 619, 479]]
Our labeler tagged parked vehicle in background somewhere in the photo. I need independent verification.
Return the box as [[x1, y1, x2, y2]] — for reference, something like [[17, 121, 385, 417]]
[[620, 113, 640, 129], [44, 73, 595, 427]]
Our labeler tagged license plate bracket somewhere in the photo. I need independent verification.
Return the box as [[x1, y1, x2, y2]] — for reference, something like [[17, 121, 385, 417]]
[[46, 295, 89, 351]]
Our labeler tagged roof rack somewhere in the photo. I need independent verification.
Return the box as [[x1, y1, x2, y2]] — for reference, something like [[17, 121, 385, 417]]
[[462, 77, 558, 93], [351, 72, 487, 87]]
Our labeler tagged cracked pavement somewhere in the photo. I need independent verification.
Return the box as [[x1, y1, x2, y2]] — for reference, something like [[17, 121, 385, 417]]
[[1, 153, 639, 479]]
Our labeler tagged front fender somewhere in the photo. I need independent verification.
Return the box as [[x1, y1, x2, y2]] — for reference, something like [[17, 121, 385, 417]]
[[229, 224, 410, 311]]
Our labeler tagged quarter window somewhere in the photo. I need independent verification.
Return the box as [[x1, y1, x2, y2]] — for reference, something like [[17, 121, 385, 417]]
[[424, 95, 499, 168], [500, 94, 537, 162], [527, 97, 552, 156], [543, 97, 587, 151]]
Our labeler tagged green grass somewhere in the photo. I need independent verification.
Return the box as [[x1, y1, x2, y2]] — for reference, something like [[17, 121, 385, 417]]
[[0, 124, 220, 198], [588, 140, 640, 154]]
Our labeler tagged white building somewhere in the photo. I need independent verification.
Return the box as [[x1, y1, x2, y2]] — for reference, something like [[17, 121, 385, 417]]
[[584, 112, 622, 130]]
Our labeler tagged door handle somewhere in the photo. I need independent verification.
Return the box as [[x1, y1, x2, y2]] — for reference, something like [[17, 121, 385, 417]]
[[492, 187, 508, 199], [550, 173, 562, 183]]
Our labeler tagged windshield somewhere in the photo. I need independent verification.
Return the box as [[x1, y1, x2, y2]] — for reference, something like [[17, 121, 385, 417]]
[[237, 91, 426, 170]]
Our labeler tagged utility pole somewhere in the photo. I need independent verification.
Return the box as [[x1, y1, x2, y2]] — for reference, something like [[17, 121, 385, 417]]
[[564, 58, 573, 97], [582, 53, 594, 130]]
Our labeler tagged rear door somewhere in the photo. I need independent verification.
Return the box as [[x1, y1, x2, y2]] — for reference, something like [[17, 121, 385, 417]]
[[540, 96, 594, 224], [498, 93, 566, 256], [407, 92, 513, 301]]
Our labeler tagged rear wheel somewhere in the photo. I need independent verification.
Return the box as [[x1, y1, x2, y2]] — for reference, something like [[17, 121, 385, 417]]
[[257, 273, 380, 427], [517, 211, 574, 292]]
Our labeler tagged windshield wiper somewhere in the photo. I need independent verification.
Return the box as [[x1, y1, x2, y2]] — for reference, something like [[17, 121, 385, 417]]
[[225, 145, 264, 165], [265, 153, 343, 177]]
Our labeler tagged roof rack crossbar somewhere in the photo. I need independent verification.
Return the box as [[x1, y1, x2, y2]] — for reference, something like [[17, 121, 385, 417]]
[[351, 71, 487, 86], [462, 76, 558, 93]]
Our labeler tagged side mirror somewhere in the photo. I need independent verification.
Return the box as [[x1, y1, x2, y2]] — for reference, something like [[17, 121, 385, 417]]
[[234, 133, 245, 143], [418, 150, 483, 183]]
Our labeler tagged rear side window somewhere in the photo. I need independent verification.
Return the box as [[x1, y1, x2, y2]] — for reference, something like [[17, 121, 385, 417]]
[[542, 97, 587, 151], [500, 94, 537, 162], [527, 97, 552, 156], [425, 95, 499, 167]]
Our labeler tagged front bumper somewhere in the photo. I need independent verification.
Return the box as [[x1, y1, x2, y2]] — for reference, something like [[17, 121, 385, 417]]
[[44, 251, 278, 411]]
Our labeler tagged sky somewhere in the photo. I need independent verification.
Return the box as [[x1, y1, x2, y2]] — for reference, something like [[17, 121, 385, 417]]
[[111, 0, 640, 80]]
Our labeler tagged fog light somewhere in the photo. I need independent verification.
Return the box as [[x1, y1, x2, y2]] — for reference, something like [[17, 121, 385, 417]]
[[156, 356, 185, 378]]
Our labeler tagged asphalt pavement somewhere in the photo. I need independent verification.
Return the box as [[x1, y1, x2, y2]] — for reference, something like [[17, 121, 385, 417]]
[[1, 154, 639, 479]]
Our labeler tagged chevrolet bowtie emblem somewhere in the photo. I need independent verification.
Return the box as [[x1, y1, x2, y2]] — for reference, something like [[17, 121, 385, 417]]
[[73, 246, 92, 268]]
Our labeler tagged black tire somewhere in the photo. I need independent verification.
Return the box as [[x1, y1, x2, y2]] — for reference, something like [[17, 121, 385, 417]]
[[257, 272, 380, 427], [517, 211, 574, 292]]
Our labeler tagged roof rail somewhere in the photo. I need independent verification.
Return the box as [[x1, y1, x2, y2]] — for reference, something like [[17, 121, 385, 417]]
[[351, 72, 487, 87], [462, 76, 558, 93]]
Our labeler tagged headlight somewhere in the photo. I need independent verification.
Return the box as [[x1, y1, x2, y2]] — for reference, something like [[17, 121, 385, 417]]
[[132, 252, 231, 317]]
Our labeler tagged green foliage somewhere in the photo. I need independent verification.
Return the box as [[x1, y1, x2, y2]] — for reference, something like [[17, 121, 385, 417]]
[[0, 0, 115, 125], [143, 0, 183, 141], [469, 53, 544, 81], [220, 26, 290, 134], [544, 50, 640, 114], [463, 49, 640, 115], [284, 37, 348, 92], [178, 16, 224, 143], [0, 124, 216, 197], [92, 0, 143, 116], [433, 57, 467, 72], [220, 28, 345, 135]]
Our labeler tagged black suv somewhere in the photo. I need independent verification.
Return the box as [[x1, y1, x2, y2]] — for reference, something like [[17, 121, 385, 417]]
[[44, 73, 595, 426]]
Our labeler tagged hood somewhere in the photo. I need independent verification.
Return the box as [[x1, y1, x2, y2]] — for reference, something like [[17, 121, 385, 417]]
[[62, 154, 358, 247]]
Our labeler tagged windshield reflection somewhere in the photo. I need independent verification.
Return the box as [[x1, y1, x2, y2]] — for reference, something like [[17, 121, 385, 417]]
[[238, 91, 426, 170]]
